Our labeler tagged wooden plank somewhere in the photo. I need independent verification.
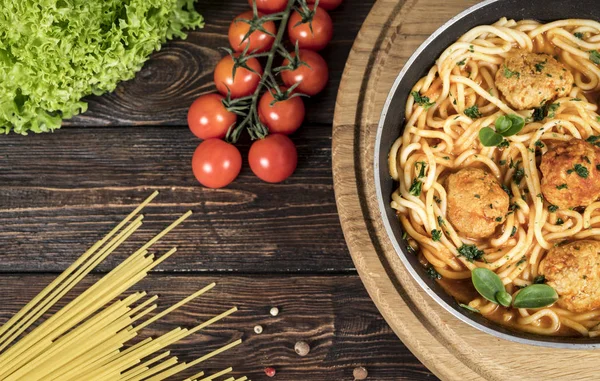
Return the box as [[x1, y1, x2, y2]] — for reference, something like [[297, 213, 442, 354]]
[[0, 126, 350, 273], [333, 0, 600, 380], [62, 0, 376, 128], [0, 273, 434, 380]]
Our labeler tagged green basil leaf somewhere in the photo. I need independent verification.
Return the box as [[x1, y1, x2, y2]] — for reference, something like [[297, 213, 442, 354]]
[[479, 127, 503, 147], [495, 115, 512, 134], [495, 291, 512, 307], [502, 114, 525, 136], [459, 303, 480, 314], [471, 268, 505, 304], [512, 284, 558, 308]]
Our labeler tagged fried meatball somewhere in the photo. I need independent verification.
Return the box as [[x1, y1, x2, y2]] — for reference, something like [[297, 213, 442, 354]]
[[495, 50, 573, 110], [543, 240, 600, 312], [446, 168, 509, 239], [540, 139, 600, 209]]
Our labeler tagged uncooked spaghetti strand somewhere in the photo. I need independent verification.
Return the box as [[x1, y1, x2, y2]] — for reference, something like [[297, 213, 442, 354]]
[[44, 211, 191, 337], [0, 192, 157, 345], [134, 283, 216, 332], [0, 292, 140, 378], [0, 216, 144, 354], [145, 339, 243, 381], [9, 298, 141, 381], [194, 368, 233, 381], [88, 328, 186, 381], [0, 253, 153, 374], [119, 351, 171, 381]]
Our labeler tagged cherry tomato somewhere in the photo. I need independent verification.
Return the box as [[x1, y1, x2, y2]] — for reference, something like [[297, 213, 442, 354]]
[[214, 54, 263, 99], [248, 0, 287, 14], [187, 94, 236, 140], [307, 0, 343, 11], [229, 11, 276, 53], [288, 6, 333, 51], [249, 134, 298, 183], [281, 50, 329, 96], [192, 139, 242, 189], [258, 87, 305, 135]]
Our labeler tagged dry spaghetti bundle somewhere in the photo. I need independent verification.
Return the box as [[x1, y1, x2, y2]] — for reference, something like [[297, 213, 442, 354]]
[[0, 191, 247, 381]]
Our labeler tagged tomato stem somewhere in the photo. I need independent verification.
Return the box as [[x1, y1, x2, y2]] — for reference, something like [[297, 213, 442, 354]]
[[227, 0, 298, 143]]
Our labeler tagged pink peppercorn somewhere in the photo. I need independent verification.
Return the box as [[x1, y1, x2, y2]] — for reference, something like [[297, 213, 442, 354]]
[[264, 367, 276, 377]]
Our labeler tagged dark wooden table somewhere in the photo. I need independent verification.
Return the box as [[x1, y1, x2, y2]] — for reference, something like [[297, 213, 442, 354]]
[[0, 1, 437, 380]]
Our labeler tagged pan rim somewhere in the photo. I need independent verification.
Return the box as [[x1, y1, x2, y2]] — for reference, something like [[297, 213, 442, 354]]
[[373, 0, 600, 349]]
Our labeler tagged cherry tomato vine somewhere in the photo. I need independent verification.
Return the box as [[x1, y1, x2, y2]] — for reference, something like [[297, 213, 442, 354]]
[[188, 0, 339, 188]]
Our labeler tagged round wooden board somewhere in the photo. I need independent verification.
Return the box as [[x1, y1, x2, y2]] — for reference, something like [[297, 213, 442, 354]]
[[332, 0, 600, 380]]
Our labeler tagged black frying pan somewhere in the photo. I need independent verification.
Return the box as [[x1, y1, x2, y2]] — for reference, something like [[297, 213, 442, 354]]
[[374, 0, 600, 348]]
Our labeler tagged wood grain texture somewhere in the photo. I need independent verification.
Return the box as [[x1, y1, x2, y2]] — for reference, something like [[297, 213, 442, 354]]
[[0, 0, 437, 379], [0, 126, 350, 273], [0, 273, 435, 381], [62, 0, 374, 127], [333, 0, 600, 380]]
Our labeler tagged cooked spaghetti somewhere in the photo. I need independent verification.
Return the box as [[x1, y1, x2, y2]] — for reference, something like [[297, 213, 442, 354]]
[[389, 18, 600, 336], [0, 192, 246, 380]]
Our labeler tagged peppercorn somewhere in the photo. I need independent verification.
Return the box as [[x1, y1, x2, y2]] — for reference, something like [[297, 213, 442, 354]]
[[294, 341, 310, 356], [264, 367, 276, 377], [353, 366, 368, 380]]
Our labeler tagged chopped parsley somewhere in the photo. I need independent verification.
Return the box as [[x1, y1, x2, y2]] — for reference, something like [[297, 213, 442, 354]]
[[567, 164, 589, 178], [416, 161, 427, 177], [571, 98, 582, 102], [457, 244, 484, 262], [469, 44, 474, 53], [547, 103, 560, 118], [548, 205, 559, 213], [411, 91, 435, 110], [437, 216, 445, 226], [503, 65, 520, 79], [501, 184, 513, 197], [498, 139, 510, 149], [509, 203, 520, 213], [590, 50, 600, 65], [517, 256, 527, 266], [432, 229, 442, 242], [426, 267, 442, 280], [532, 106, 545, 122], [409, 162, 427, 196], [556, 184, 568, 190], [574, 32, 584, 39], [433, 195, 442, 204], [587, 135, 600, 147], [510, 226, 517, 237], [495, 217, 502, 222], [534, 60, 546, 72], [499, 160, 507, 166], [513, 166, 525, 185], [464, 105, 482, 119], [457, 58, 466, 66], [597, 165, 600, 171], [583, 155, 591, 164], [535, 140, 545, 148], [556, 218, 564, 225], [533, 275, 546, 284], [409, 178, 422, 196]]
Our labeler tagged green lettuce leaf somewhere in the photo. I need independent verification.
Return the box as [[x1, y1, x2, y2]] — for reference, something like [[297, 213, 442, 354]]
[[0, 0, 203, 134]]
